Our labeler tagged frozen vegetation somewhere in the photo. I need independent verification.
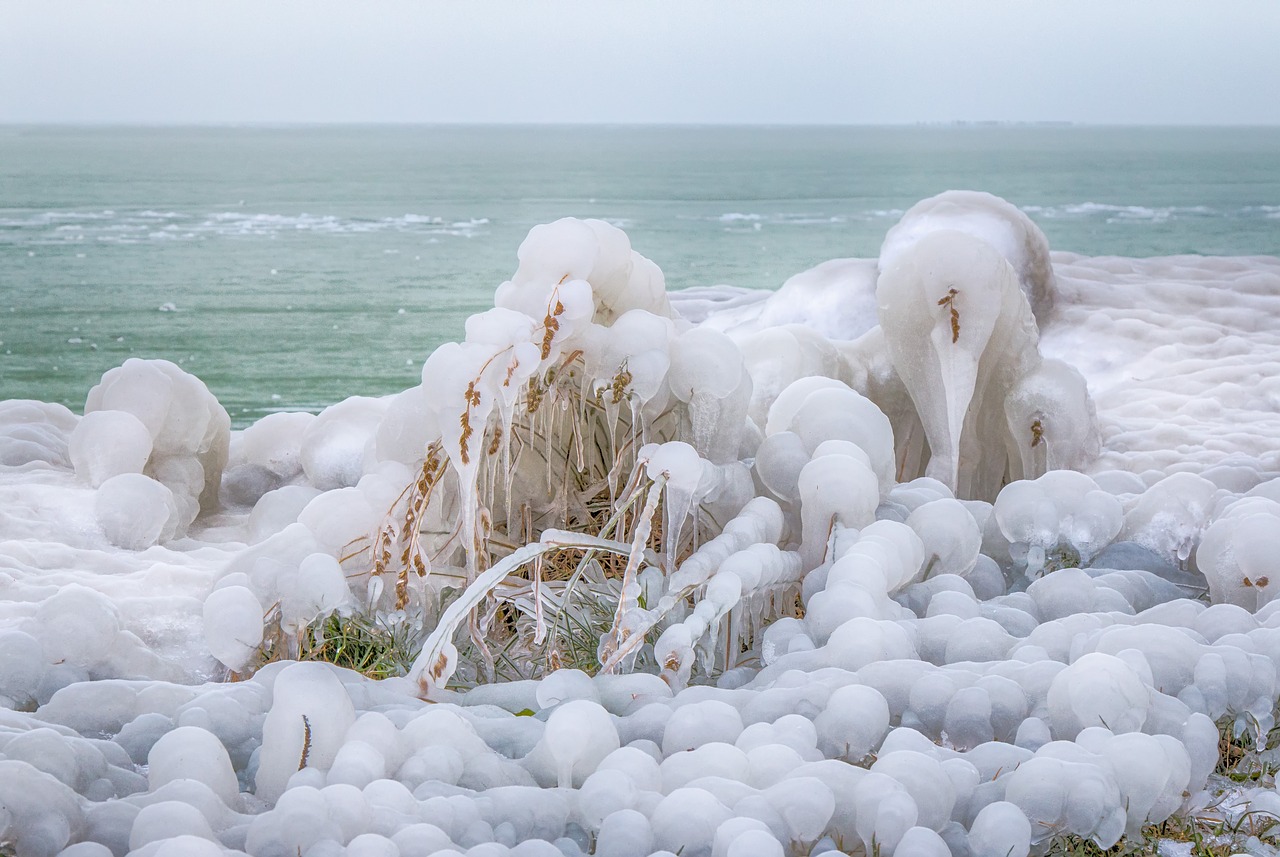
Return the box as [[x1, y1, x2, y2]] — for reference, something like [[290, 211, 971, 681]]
[[4, 191, 1280, 855]]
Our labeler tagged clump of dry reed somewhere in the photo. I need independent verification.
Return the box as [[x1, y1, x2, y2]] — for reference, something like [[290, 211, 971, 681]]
[[325, 347, 696, 688]]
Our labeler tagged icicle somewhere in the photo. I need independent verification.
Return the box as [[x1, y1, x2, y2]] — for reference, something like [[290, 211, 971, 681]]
[[544, 391, 556, 497], [603, 398, 622, 506], [628, 398, 643, 489], [687, 389, 718, 460], [723, 607, 736, 672], [501, 400, 518, 532], [634, 395, 652, 450], [484, 421, 500, 521], [532, 553, 546, 645], [458, 462, 481, 582], [572, 391, 587, 474]]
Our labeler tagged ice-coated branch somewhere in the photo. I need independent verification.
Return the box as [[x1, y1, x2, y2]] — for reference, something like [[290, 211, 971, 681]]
[[596, 472, 665, 672], [407, 529, 633, 695]]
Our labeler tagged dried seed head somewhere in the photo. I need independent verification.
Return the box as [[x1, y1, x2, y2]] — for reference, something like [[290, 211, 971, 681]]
[[526, 377, 545, 413], [610, 367, 633, 405], [540, 316, 560, 360], [458, 413, 473, 465], [1031, 418, 1045, 448], [937, 287, 961, 343]]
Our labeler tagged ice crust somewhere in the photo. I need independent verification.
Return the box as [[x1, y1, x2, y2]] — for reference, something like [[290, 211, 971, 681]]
[[3, 195, 1280, 855]]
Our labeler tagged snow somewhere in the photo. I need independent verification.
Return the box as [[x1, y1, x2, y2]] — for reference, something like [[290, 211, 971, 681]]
[[5, 193, 1280, 856]]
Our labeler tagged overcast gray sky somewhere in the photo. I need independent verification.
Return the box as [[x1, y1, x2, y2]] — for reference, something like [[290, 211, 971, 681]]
[[2, 0, 1277, 125]]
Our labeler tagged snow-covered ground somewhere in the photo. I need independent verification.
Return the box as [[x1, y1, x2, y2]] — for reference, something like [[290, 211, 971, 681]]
[[4, 191, 1280, 857]]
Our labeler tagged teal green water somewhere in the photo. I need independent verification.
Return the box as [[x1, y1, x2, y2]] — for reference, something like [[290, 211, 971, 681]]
[[3, 125, 1278, 426]]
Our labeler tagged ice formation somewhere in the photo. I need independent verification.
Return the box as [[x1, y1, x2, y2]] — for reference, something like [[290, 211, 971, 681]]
[[3, 195, 1280, 856], [875, 228, 1097, 500], [879, 190, 1058, 327]]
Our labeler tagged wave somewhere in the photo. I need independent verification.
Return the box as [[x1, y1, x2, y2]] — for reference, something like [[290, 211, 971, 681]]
[[3, 202, 1277, 247], [0, 209, 493, 244], [1020, 202, 1280, 223], [694, 203, 1280, 233], [699, 202, 1280, 229], [703, 212, 889, 231]]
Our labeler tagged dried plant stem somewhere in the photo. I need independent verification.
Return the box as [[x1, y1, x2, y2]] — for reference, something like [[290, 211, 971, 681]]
[[298, 715, 312, 770]]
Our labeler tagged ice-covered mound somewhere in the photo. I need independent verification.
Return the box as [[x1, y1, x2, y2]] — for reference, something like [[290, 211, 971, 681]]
[[877, 230, 1045, 498], [0, 401, 79, 469], [82, 358, 232, 542], [700, 258, 881, 342], [879, 189, 1057, 326], [993, 470, 1122, 577], [6, 195, 1280, 856]]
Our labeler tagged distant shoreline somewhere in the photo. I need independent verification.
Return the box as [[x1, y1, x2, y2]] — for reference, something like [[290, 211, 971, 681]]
[[4, 121, 1280, 131]]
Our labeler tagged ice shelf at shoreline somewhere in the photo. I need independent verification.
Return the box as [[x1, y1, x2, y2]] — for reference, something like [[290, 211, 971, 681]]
[[4, 191, 1280, 856]]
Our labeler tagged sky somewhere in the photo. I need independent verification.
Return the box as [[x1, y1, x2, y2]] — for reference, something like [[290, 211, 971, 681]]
[[2, 0, 1278, 125]]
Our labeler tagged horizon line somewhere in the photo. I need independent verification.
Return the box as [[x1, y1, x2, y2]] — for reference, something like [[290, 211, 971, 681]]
[[4, 120, 1280, 130]]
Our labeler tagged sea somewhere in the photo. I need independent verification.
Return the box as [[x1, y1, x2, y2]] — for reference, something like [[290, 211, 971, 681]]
[[2, 124, 1278, 428]]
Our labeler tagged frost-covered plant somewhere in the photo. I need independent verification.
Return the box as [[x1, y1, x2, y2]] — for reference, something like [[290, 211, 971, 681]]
[[304, 219, 786, 692]]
